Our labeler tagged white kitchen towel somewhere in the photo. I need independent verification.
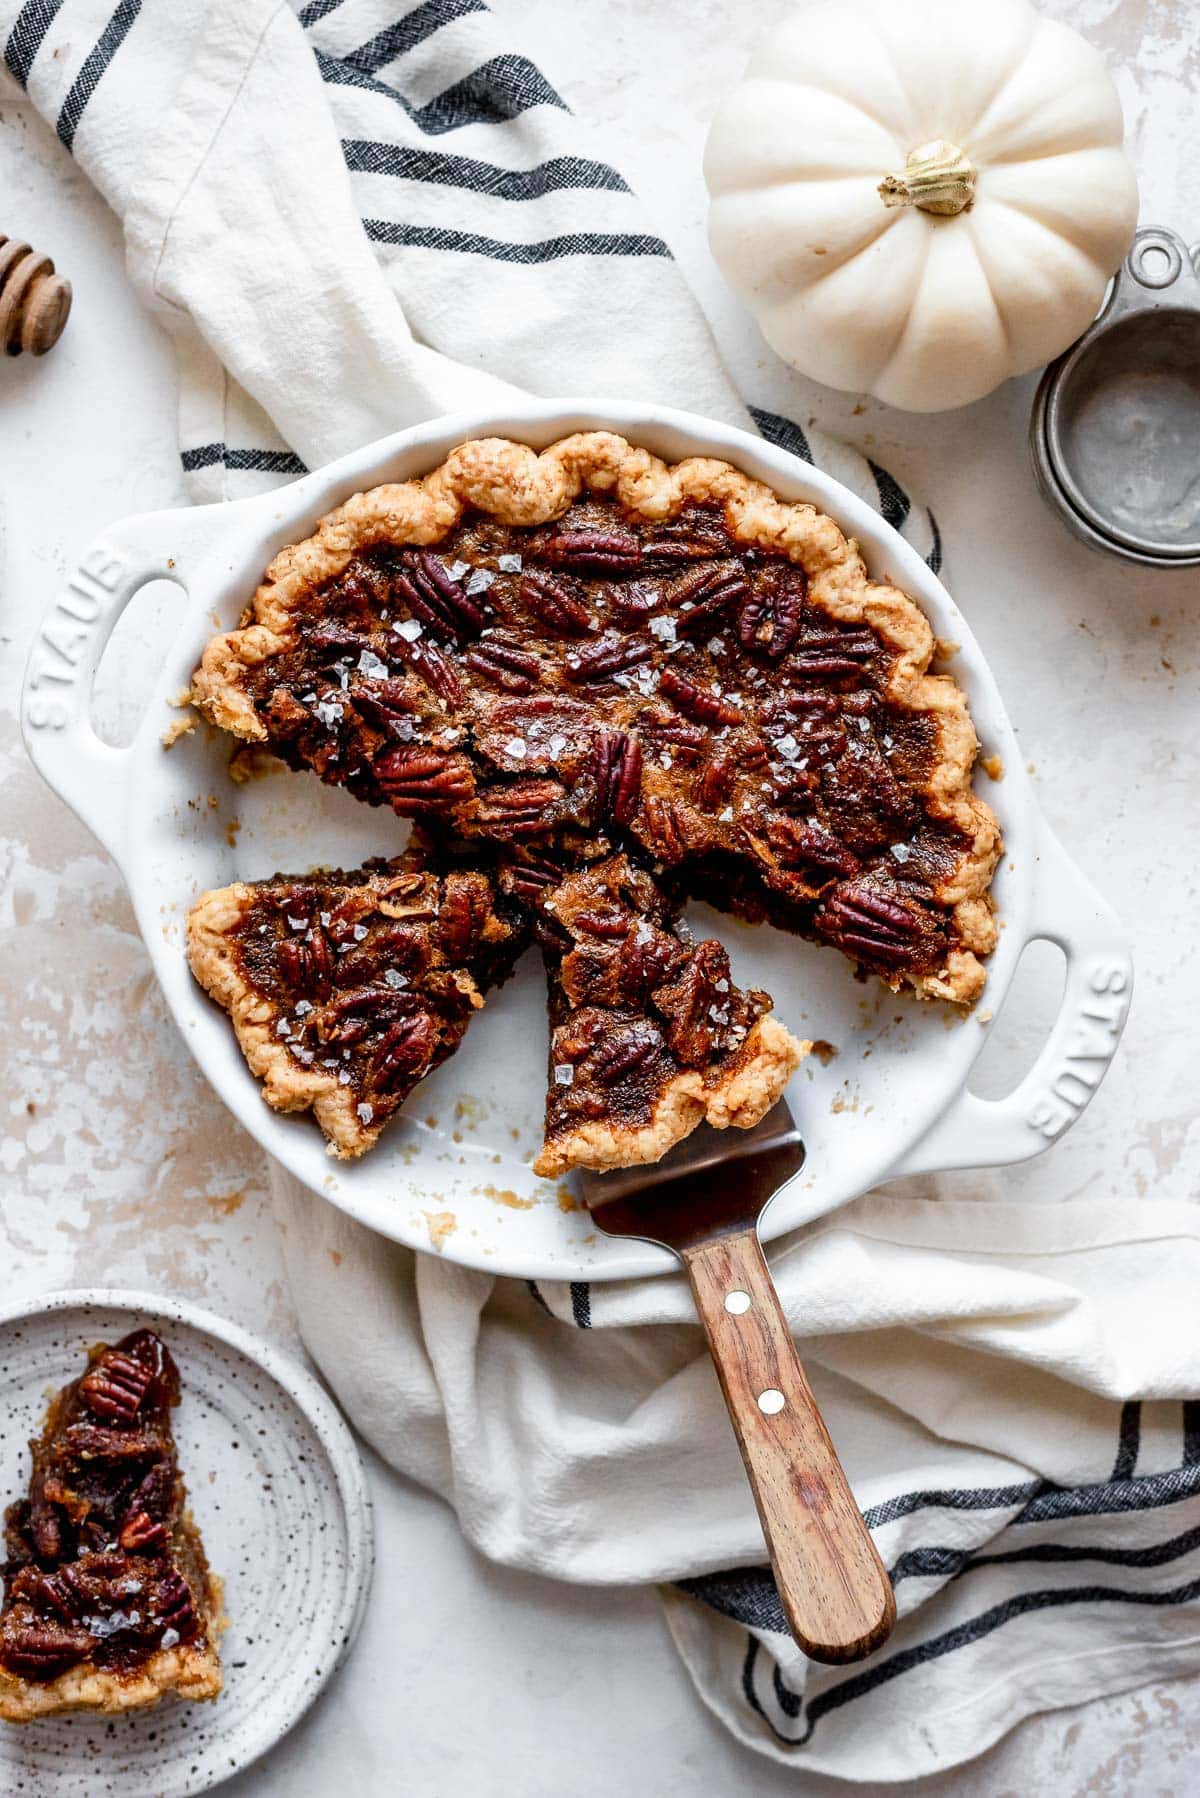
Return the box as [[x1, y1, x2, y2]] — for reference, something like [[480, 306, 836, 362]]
[[9, 0, 1200, 1781]]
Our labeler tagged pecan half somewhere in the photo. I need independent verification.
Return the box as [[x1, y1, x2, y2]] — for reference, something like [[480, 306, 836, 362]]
[[520, 570, 593, 635], [376, 746, 475, 811], [278, 924, 334, 1000], [818, 884, 931, 966], [538, 529, 641, 574], [80, 1349, 154, 1424], [698, 748, 736, 810], [350, 678, 417, 734], [372, 1011, 438, 1089], [306, 623, 368, 660], [653, 941, 735, 1067], [759, 817, 860, 880], [119, 1511, 169, 1554], [767, 689, 840, 720], [62, 1424, 162, 1463], [320, 986, 405, 1047], [658, 668, 743, 727], [619, 923, 686, 999], [391, 634, 466, 706], [0, 1618, 94, 1677], [643, 515, 733, 562], [573, 906, 631, 939], [464, 633, 543, 694], [737, 564, 806, 660], [640, 707, 707, 764], [438, 872, 492, 961], [673, 563, 748, 638], [591, 729, 642, 827], [589, 1027, 658, 1084], [609, 580, 660, 621], [564, 633, 653, 684], [154, 1569, 198, 1638], [472, 778, 565, 838], [27, 1465, 64, 1561], [394, 550, 487, 642], [791, 628, 878, 677], [638, 795, 712, 864], [501, 851, 567, 904]]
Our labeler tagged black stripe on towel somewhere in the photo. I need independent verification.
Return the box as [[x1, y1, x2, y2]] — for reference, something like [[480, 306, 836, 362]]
[[343, 140, 630, 200], [3, 0, 64, 86], [298, 0, 348, 25], [569, 1282, 592, 1329], [925, 509, 943, 575], [344, 0, 488, 75], [1112, 1400, 1142, 1480], [689, 1511, 1200, 1643], [891, 1517, 1200, 1584], [364, 218, 670, 263], [1014, 1459, 1200, 1526], [867, 456, 911, 533], [56, 0, 142, 151], [316, 48, 566, 135], [745, 1572, 1200, 1747], [748, 406, 813, 466], [525, 1280, 553, 1317], [863, 1480, 1043, 1531], [1184, 1403, 1200, 1467], [180, 444, 308, 476]]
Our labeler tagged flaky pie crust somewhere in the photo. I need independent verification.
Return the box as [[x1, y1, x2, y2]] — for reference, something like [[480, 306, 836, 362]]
[[0, 1569, 224, 1723]]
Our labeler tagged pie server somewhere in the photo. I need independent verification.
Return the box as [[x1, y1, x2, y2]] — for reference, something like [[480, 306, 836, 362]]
[[579, 1100, 895, 1665], [1030, 225, 1200, 566]]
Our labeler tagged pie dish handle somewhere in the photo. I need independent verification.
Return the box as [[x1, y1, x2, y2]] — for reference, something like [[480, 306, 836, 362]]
[[20, 509, 202, 870], [892, 821, 1133, 1177]]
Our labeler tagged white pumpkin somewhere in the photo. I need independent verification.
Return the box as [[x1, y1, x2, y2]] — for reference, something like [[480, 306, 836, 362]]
[[704, 0, 1139, 413]]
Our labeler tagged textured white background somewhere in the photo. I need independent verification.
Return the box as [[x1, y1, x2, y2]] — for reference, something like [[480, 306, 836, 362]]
[[1, 0, 1198, 1791]]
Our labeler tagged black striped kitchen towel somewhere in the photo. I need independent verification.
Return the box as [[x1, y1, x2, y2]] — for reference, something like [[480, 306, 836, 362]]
[[1, 0, 939, 562], [9, 0, 1199, 1781]]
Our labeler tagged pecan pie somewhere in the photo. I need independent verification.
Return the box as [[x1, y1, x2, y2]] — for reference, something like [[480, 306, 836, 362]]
[[0, 1330, 222, 1720], [187, 842, 527, 1159], [531, 854, 803, 1176], [189, 433, 1000, 1171]]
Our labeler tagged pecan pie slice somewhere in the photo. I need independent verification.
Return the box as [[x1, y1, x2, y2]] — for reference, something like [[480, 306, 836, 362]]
[[187, 843, 528, 1158], [527, 854, 805, 1176], [0, 1330, 222, 1720], [192, 432, 999, 1007]]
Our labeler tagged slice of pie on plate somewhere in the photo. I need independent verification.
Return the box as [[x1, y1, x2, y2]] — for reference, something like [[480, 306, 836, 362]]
[[187, 842, 528, 1159], [526, 853, 806, 1177], [0, 1329, 222, 1720]]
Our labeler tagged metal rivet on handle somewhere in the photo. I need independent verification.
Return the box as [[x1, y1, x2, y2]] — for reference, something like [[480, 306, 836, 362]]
[[725, 1290, 752, 1314], [1129, 230, 1183, 290], [758, 1388, 785, 1414]]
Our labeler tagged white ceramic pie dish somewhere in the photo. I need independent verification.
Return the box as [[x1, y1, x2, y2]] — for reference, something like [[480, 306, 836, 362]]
[[21, 400, 1133, 1282]]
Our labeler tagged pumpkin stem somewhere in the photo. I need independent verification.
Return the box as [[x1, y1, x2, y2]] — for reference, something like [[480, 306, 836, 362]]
[[878, 139, 976, 217]]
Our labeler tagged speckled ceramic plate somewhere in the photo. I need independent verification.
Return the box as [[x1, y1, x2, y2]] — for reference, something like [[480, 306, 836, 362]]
[[0, 1290, 373, 1798]]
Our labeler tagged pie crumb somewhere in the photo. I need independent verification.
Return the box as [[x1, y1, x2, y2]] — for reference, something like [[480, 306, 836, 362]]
[[423, 1209, 457, 1251], [161, 711, 196, 749], [480, 1184, 534, 1210], [981, 754, 1004, 782]]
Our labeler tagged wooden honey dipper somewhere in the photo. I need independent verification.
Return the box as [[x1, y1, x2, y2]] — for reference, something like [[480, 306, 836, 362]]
[[0, 234, 72, 357]]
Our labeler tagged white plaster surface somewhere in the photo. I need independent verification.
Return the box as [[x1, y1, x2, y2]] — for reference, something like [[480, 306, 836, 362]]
[[0, 0, 1197, 1790]]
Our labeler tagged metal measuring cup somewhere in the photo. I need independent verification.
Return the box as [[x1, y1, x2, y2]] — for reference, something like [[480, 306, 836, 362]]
[[1030, 226, 1200, 567]]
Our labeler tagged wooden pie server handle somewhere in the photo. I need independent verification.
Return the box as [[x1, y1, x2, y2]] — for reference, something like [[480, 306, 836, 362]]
[[682, 1226, 895, 1664]]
